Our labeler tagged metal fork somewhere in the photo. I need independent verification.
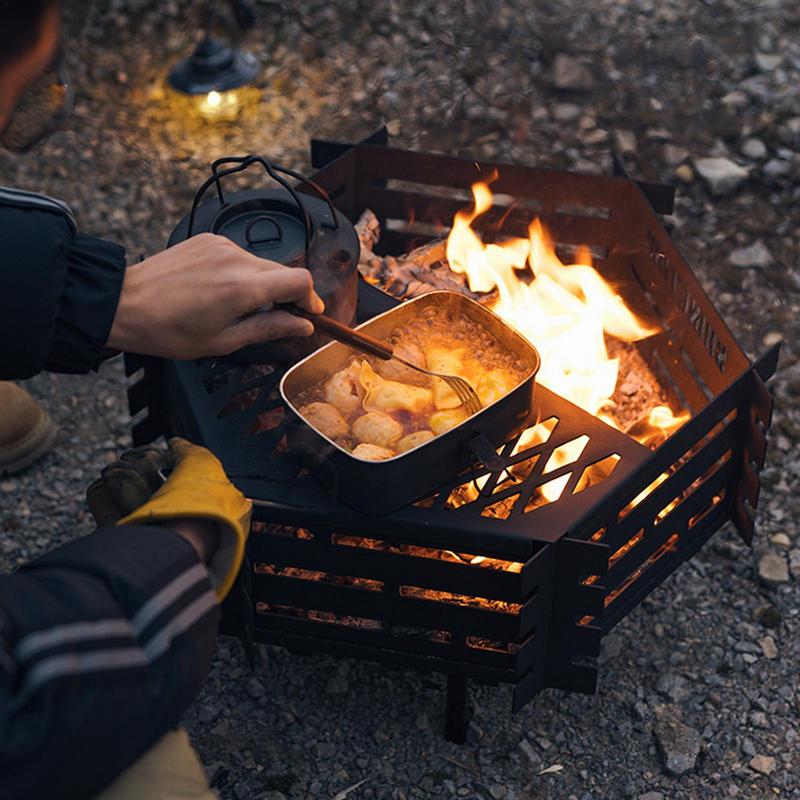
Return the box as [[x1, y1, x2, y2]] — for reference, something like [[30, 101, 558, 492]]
[[283, 305, 483, 416]]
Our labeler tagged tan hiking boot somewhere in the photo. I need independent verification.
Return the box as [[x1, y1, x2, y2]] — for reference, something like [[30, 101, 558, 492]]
[[0, 382, 58, 475]]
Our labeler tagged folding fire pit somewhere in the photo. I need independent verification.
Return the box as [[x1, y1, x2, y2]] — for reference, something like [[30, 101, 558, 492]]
[[126, 130, 778, 742]]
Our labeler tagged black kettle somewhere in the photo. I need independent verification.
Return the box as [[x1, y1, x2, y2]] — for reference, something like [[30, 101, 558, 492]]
[[168, 155, 360, 364]]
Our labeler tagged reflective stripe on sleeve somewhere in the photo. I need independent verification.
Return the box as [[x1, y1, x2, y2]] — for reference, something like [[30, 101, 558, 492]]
[[14, 619, 134, 663], [131, 562, 210, 636], [142, 589, 218, 662], [0, 186, 76, 230], [12, 589, 217, 708], [18, 647, 148, 700]]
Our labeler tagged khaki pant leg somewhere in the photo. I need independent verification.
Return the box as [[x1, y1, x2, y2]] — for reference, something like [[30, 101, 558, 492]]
[[94, 728, 216, 800]]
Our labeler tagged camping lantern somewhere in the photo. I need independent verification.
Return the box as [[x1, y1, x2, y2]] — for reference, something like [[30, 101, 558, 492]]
[[167, 35, 259, 121]]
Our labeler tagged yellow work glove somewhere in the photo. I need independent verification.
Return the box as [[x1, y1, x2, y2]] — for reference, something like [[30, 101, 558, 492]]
[[116, 438, 252, 600]]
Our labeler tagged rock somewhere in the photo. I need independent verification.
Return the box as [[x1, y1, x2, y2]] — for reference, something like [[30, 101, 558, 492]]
[[489, 785, 508, 800], [325, 674, 349, 696], [518, 738, 539, 767], [552, 54, 594, 90], [728, 241, 773, 268], [754, 53, 782, 71], [551, 103, 582, 122], [740, 138, 767, 160], [573, 157, 603, 174], [639, 793, 665, 800], [785, 117, 800, 136], [749, 754, 776, 775], [750, 711, 769, 728], [233, 782, 251, 800], [674, 164, 694, 183], [790, 549, 800, 580], [656, 673, 690, 703], [613, 129, 637, 154], [581, 128, 608, 146], [663, 144, 689, 165], [763, 158, 792, 179], [754, 603, 782, 628], [245, 678, 265, 699], [645, 127, 672, 142], [316, 741, 337, 758], [721, 90, 748, 109], [654, 707, 702, 776], [262, 793, 288, 800], [209, 720, 230, 738], [758, 636, 778, 659], [198, 704, 219, 724], [694, 157, 749, 195], [758, 552, 790, 587], [769, 532, 791, 549]]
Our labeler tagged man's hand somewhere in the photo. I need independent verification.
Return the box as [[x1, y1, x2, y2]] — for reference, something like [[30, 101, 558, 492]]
[[87, 438, 252, 600], [107, 233, 324, 359]]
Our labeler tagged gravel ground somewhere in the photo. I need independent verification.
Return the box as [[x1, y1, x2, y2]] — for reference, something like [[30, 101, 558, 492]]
[[1, 1, 799, 798]]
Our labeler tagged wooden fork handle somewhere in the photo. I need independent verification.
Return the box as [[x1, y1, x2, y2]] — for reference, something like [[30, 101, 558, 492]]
[[279, 304, 394, 361]]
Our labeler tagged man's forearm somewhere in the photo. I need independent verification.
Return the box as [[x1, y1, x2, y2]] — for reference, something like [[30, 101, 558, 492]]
[[0, 524, 219, 800]]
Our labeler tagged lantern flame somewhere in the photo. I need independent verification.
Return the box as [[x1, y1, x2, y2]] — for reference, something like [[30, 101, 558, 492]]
[[196, 89, 243, 121]]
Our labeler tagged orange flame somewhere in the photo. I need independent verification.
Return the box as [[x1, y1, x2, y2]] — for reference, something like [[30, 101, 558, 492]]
[[445, 182, 689, 502]]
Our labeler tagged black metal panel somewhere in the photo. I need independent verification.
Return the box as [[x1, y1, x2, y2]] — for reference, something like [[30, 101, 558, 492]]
[[569, 348, 779, 634], [248, 521, 550, 683], [310, 127, 389, 171], [539, 538, 607, 700], [249, 531, 526, 602], [251, 621, 517, 683]]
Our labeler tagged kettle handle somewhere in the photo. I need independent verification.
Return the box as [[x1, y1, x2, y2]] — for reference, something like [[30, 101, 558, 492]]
[[185, 156, 341, 261]]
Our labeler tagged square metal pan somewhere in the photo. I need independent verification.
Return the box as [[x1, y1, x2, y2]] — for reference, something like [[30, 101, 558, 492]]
[[280, 291, 541, 514]]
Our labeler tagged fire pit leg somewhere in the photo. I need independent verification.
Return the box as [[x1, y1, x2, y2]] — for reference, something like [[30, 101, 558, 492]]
[[445, 675, 470, 743]]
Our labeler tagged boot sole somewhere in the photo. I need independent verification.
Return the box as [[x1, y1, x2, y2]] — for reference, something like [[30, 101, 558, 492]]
[[0, 412, 59, 476]]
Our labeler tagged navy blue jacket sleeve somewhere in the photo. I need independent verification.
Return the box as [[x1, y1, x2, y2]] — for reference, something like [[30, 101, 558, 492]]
[[0, 187, 126, 379], [0, 525, 220, 800]]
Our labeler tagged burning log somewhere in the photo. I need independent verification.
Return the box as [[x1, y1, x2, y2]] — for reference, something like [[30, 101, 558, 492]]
[[354, 207, 381, 253], [356, 210, 482, 300]]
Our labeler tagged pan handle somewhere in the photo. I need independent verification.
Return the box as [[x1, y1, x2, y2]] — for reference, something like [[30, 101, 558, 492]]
[[466, 432, 506, 473]]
